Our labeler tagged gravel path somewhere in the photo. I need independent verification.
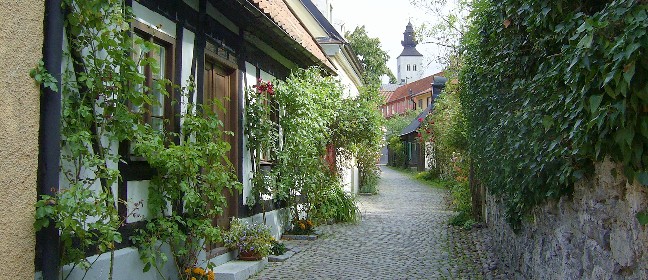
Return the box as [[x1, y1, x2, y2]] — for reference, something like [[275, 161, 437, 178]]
[[251, 166, 507, 279]]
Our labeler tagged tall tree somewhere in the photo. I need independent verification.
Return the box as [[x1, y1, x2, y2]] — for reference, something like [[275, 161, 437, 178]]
[[345, 26, 397, 86], [410, 0, 473, 67]]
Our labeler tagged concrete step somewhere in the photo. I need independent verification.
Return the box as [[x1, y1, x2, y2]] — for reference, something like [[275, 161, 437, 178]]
[[213, 259, 268, 280]]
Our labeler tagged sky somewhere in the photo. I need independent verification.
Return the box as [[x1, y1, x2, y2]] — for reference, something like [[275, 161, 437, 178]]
[[330, 0, 449, 82]]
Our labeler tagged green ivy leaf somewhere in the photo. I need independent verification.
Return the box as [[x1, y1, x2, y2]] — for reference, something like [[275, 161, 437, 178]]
[[577, 33, 593, 49], [636, 211, 648, 225], [542, 115, 554, 131], [589, 95, 603, 113], [615, 128, 634, 147], [623, 62, 635, 85], [636, 172, 648, 186]]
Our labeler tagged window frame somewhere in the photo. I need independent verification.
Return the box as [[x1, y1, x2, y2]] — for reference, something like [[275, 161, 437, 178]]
[[118, 21, 176, 222], [129, 22, 176, 159]]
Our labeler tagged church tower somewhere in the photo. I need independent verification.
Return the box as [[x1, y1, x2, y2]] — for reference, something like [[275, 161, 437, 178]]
[[397, 21, 423, 84]]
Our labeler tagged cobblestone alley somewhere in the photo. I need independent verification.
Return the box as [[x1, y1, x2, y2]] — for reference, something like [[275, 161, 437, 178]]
[[252, 166, 506, 279]]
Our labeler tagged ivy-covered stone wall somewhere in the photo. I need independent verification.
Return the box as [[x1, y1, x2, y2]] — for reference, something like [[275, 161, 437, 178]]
[[486, 160, 648, 279]]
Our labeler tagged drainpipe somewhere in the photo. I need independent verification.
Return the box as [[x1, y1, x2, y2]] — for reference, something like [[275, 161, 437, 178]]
[[37, 0, 63, 278]]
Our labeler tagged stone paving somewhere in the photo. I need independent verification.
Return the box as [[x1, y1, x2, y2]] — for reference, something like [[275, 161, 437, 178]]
[[251, 166, 508, 280]]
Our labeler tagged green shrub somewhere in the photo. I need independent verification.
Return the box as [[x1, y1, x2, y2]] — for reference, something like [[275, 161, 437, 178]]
[[388, 136, 407, 168], [310, 179, 360, 224], [270, 239, 287, 256], [461, 0, 648, 229]]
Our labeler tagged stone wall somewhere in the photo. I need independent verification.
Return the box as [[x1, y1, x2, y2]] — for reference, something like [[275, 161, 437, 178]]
[[0, 0, 45, 278], [485, 159, 648, 279]]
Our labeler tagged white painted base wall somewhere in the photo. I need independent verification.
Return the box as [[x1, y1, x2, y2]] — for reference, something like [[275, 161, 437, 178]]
[[37, 245, 179, 280], [35, 208, 291, 280]]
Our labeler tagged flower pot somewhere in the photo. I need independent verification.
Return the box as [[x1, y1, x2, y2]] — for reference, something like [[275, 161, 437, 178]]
[[239, 250, 263, 261]]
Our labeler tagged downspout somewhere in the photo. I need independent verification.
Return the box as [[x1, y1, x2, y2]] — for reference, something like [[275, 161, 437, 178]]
[[37, 0, 64, 279]]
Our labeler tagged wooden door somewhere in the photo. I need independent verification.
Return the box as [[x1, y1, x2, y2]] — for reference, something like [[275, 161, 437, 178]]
[[204, 59, 239, 232]]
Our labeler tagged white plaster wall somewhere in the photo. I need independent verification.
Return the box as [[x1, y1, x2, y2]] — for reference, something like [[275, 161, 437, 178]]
[[352, 164, 359, 194], [133, 2, 176, 38], [242, 208, 291, 240], [241, 62, 257, 205], [180, 28, 196, 118], [397, 55, 423, 84], [331, 58, 360, 99], [58, 246, 178, 280], [126, 180, 150, 223]]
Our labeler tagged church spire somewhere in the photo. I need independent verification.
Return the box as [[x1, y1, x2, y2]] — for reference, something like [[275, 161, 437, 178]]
[[396, 21, 423, 84], [401, 21, 417, 48]]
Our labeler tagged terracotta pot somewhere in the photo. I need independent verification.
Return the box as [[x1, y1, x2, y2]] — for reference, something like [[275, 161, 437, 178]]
[[239, 250, 262, 261]]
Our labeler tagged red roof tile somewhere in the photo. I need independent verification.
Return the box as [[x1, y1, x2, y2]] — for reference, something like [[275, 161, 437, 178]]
[[251, 0, 334, 70], [387, 72, 443, 104]]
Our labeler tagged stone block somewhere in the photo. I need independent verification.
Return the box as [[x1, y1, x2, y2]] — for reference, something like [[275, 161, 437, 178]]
[[281, 234, 318, 240], [268, 251, 295, 262], [214, 259, 268, 280]]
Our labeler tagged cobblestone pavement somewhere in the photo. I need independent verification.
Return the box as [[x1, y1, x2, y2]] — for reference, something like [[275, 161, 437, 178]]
[[251, 166, 507, 280]]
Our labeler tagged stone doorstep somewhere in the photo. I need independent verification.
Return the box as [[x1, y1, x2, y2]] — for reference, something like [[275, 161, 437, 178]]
[[213, 259, 268, 280], [268, 250, 296, 262], [281, 234, 318, 240]]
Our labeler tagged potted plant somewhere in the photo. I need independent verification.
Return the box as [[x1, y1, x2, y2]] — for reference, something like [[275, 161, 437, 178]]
[[223, 218, 273, 260]]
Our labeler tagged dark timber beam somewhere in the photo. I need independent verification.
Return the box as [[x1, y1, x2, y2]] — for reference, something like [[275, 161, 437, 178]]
[[37, 0, 64, 278]]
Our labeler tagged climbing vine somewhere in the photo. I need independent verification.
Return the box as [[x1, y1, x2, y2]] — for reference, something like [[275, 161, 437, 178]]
[[332, 84, 385, 193], [271, 67, 343, 225], [244, 68, 369, 226], [244, 78, 278, 211], [33, 0, 239, 278], [131, 85, 241, 277], [34, 1, 146, 278], [460, 0, 648, 230]]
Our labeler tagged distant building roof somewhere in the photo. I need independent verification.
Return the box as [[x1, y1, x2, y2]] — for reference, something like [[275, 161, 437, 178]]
[[400, 106, 433, 136], [380, 84, 400, 91], [398, 47, 423, 57], [398, 75, 448, 136], [387, 74, 438, 103]]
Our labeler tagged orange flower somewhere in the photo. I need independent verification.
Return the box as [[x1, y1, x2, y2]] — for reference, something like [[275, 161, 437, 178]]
[[208, 271, 215, 280], [299, 223, 306, 230], [193, 267, 205, 275]]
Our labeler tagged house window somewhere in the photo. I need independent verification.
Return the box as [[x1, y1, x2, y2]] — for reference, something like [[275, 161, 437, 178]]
[[427, 96, 431, 106], [133, 37, 167, 132], [132, 26, 174, 137], [418, 99, 422, 109], [118, 22, 176, 226], [407, 64, 411, 71], [413, 64, 417, 71]]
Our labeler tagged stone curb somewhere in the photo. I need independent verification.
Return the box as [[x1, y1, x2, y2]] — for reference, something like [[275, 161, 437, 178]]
[[281, 234, 318, 241]]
